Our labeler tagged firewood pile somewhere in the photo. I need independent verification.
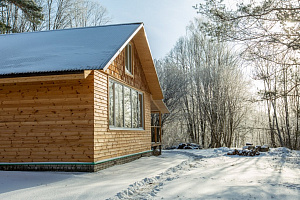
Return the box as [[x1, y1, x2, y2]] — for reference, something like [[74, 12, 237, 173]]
[[227, 143, 269, 156]]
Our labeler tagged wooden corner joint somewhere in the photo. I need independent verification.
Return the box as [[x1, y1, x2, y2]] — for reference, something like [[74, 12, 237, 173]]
[[84, 70, 93, 79]]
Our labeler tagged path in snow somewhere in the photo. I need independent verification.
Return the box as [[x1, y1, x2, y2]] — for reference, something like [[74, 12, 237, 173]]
[[108, 148, 300, 200], [0, 148, 299, 200]]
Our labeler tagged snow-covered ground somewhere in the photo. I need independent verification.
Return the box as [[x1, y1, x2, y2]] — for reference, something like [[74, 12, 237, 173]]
[[0, 148, 299, 200]]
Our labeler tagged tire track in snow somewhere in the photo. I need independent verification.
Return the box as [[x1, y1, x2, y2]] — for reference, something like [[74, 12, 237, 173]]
[[107, 156, 203, 200]]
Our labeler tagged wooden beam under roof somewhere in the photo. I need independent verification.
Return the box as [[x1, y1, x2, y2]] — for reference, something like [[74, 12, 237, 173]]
[[0, 70, 91, 84], [151, 99, 169, 114]]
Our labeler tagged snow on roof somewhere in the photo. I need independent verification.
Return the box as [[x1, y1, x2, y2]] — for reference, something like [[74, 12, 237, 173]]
[[0, 23, 143, 75]]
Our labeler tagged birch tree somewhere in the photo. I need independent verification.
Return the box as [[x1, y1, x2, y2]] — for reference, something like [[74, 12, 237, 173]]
[[0, 0, 110, 33], [196, 0, 300, 149], [40, 0, 111, 30], [157, 19, 250, 148]]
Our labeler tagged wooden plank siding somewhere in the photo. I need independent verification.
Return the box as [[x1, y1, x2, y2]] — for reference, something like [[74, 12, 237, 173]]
[[0, 76, 94, 163], [93, 42, 152, 162], [106, 41, 151, 94], [0, 40, 153, 165]]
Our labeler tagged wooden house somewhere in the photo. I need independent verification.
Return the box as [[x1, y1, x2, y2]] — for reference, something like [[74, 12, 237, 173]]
[[0, 23, 168, 172]]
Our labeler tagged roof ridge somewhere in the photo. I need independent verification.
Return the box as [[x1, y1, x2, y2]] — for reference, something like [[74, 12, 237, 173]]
[[0, 22, 144, 37]]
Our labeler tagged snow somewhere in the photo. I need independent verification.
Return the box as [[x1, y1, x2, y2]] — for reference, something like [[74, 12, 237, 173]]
[[0, 23, 142, 75], [0, 148, 299, 200]]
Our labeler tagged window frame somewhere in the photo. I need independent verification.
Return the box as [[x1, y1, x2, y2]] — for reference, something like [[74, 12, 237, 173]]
[[125, 43, 133, 75], [109, 79, 144, 130]]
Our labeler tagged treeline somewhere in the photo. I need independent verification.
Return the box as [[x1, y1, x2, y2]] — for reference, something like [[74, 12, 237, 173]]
[[0, 0, 110, 33], [158, 0, 300, 150], [156, 19, 250, 148], [196, 0, 300, 150], [253, 46, 300, 149]]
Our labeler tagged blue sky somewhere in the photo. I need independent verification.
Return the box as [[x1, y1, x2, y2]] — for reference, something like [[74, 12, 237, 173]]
[[99, 0, 200, 59]]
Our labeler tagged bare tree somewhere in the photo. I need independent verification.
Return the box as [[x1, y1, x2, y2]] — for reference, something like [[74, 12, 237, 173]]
[[196, 0, 300, 149], [157, 19, 250, 148], [1, 0, 111, 33], [0, 0, 43, 33], [253, 44, 300, 149]]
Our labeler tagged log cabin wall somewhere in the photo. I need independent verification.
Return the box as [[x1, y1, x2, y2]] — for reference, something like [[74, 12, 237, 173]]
[[94, 42, 151, 162], [0, 76, 94, 163]]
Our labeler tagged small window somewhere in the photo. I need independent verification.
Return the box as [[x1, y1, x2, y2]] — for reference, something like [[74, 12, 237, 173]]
[[125, 43, 133, 74], [109, 79, 144, 129]]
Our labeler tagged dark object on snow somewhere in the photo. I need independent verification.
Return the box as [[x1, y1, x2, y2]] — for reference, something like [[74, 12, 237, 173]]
[[177, 143, 202, 149], [227, 149, 239, 155], [184, 146, 193, 149], [260, 145, 269, 152], [255, 145, 261, 151], [227, 147, 260, 156], [165, 146, 177, 150], [248, 145, 255, 150], [228, 143, 268, 156], [243, 145, 255, 150], [189, 143, 202, 149], [240, 149, 260, 156], [177, 143, 186, 149]]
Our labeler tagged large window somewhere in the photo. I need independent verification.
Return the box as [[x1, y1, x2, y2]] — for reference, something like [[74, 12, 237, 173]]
[[125, 43, 133, 74], [109, 79, 143, 129]]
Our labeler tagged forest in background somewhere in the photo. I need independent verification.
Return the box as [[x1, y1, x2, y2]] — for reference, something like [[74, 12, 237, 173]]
[[0, 0, 110, 33], [158, 0, 300, 150]]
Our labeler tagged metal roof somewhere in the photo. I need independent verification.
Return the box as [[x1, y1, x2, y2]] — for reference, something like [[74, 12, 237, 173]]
[[0, 23, 143, 75]]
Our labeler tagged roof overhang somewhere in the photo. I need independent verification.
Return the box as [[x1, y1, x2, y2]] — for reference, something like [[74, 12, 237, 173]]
[[132, 25, 164, 100], [132, 26, 169, 114], [151, 99, 169, 114]]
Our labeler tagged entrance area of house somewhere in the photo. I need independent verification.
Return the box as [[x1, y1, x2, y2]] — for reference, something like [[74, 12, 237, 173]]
[[151, 111, 162, 155], [150, 99, 168, 155]]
